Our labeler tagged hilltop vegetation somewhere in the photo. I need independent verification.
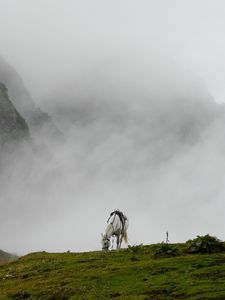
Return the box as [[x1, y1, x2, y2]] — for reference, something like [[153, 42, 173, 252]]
[[1, 237, 225, 299]]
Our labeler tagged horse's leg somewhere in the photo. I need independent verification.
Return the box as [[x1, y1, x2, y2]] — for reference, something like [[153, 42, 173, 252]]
[[116, 235, 120, 249], [119, 234, 123, 249]]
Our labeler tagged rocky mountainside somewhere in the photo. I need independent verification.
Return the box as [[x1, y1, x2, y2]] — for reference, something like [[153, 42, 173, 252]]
[[0, 57, 61, 141], [0, 82, 29, 146]]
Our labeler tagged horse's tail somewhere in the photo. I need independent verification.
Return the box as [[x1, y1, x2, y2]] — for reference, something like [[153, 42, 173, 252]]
[[123, 231, 128, 244]]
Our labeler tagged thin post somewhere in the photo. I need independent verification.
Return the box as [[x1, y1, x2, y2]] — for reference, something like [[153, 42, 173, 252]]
[[166, 231, 169, 243]]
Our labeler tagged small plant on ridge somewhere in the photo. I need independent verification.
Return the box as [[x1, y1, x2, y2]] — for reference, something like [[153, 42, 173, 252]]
[[186, 234, 225, 254]]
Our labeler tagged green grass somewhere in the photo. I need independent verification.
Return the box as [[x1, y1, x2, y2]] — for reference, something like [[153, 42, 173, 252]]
[[1, 244, 225, 299]]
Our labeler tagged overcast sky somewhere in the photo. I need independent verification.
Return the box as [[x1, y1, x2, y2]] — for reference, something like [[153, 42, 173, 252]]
[[0, 0, 225, 103]]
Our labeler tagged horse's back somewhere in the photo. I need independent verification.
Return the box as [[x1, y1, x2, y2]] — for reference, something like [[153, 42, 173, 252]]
[[108, 213, 128, 233]]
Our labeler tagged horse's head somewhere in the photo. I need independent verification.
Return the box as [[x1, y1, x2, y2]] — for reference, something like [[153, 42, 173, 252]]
[[101, 233, 110, 251]]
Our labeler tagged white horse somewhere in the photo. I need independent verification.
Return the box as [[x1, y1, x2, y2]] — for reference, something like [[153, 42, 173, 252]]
[[101, 212, 129, 251]]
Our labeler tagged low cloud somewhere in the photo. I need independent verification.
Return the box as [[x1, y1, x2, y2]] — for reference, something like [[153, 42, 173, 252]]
[[1, 54, 225, 255]]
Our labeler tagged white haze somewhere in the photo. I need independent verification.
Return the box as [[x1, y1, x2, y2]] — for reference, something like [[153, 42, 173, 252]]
[[1, 1, 225, 255]]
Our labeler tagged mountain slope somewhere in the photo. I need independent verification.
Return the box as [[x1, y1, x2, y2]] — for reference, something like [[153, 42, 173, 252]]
[[0, 250, 17, 264], [1, 244, 225, 299], [0, 56, 61, 141], [0, 82, 29, 146]]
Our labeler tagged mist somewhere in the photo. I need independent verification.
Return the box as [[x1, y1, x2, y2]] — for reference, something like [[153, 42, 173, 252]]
[[1, 1, 225, 255]]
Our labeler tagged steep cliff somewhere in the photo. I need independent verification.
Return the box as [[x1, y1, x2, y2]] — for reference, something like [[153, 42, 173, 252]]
[[0, 82, 29, 146], [0, 57, 61, 141]]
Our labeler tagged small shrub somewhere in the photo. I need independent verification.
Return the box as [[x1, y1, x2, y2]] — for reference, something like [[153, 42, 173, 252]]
[[127, 244, 143, 254], [152, 243, 179, 258], [186, 234, 225, 254]]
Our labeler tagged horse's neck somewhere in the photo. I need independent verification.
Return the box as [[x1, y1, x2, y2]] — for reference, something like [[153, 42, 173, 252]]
[[104, 223, 114, 239], [105, 215, 120, 238]]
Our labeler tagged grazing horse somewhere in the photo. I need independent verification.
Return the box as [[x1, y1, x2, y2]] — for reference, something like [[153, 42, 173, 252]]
[[101, 210, 128, 251]]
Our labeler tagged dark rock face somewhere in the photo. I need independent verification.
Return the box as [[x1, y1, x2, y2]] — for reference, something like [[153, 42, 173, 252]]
[[0, 82, 29, 146], [0, 56, 61, 141], [0, 57, 36, 119]]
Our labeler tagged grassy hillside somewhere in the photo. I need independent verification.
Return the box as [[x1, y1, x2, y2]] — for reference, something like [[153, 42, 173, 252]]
[[1, 242, 225, 300]]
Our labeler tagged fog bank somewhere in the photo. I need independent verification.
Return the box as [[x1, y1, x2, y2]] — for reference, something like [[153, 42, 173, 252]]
[[1, 54, 225, 255], [1, 1, 225, 254]]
